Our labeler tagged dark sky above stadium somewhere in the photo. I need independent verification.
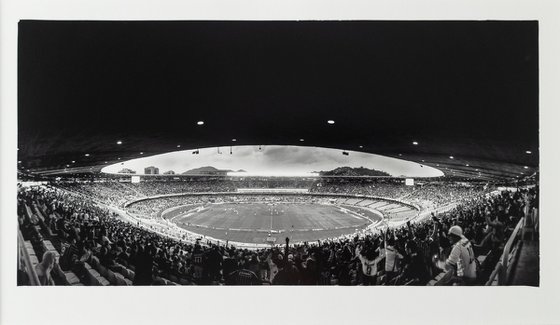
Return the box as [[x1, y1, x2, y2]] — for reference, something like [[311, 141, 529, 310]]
[[17, 21, 538, 177]]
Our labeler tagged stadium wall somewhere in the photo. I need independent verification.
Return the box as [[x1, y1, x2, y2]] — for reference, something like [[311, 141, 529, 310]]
[[123, 191, 420, 212]]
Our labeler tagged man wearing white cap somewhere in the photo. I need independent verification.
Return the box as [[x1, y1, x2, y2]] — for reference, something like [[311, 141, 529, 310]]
[[445, 225, 477, 285]]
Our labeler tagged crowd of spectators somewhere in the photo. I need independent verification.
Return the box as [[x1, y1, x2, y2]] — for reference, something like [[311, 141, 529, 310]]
[[17, 182, 537, 286], [406, 183, 492, 208], [310, 180, 413, 198], [57, 179, 492, 211], [59, 181, 237, 207], [311, 181, 492, 208]]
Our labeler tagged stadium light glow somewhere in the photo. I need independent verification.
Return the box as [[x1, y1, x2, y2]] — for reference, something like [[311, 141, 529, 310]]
[[299, 139, 305, 142], [197, 121, 204, 125], [526, 150, 532, 154], [327, 120, 335, 124], [84, 153, 90, 157], [140, 152, 144, 155], [524, 166, 529, 169], [232, 139, 237, 142], [71, 160, 75, 163], [177, 145, 181, 148], [449, 156, 454, 159], [412, 141, 418, 145], [116, 140, 122, 145]]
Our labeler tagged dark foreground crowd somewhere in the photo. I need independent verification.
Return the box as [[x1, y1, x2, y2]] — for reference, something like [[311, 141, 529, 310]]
[[18, 184, 537, 286]]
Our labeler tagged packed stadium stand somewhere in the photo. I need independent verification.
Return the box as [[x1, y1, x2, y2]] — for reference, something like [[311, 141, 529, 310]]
[[17, 177, 538, 286]]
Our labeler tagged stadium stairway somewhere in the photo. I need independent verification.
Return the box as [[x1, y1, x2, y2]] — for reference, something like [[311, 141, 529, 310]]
[[508, 239, 539, 286], [508, 210, 539, 286]]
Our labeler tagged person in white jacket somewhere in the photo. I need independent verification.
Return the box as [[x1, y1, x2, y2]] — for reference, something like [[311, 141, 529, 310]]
[[445, 225, 477, 285]]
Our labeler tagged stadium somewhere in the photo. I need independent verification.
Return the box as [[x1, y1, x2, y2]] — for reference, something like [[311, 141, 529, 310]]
[[15, 20, 539, 287]]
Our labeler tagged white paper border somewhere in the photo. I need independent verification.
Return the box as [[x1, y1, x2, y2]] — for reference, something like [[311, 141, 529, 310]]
[[2, 1, 559, 324]]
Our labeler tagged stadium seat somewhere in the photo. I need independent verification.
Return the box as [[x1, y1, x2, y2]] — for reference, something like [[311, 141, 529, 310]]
[[63, 271, 81, 285], [83, 263, 110, 286], [114, 273, 132, 285]]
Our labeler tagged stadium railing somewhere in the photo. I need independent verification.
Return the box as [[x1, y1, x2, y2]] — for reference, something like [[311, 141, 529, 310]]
[[485, 216, 525, 285], [18, 229, 41, 286]]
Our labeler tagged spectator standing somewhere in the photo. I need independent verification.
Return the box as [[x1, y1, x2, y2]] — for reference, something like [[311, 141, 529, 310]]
[[133, 245, 155, 285], [445, 226, 477, 285], [355, 244, 381, 285], [384, 235, 403, 285]]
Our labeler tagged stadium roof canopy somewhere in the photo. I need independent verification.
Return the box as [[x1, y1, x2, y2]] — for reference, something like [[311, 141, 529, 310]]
[[18, 21, 538, 181]]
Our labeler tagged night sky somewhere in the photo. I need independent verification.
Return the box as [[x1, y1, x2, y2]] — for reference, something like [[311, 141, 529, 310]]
[[17, 21, 538, 176]]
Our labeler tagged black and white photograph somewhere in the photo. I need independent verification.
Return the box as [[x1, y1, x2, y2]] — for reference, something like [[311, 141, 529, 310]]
[[15, 20, 539, 287], [2, 1, 560, 324]]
